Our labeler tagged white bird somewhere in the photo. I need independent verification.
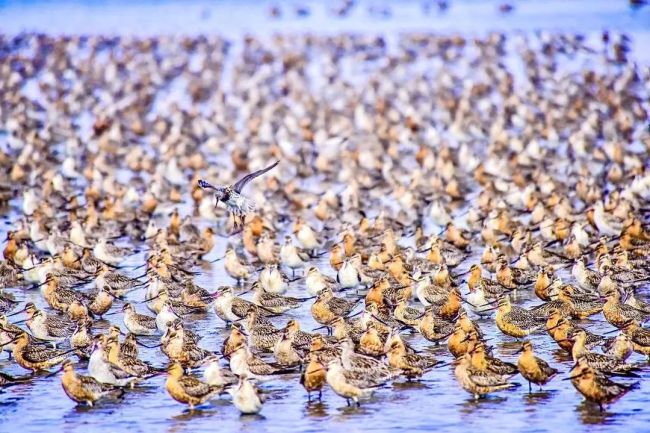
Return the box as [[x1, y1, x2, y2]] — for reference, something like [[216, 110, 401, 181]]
[[593, 201, 623, 236], [259, 264, 290, 294], [429, 200, 452, 226], [156, 302, 180, 333], [294, 219, 319, 252], [202, 355, 238, 387], [229, 375, 265, 415], [304, 266, 336, 296], [336, 259, 361, 289], [280, 236, 309, 276], [69, 221, 91, 248], [93, 239, 136, 266], [22, 189, 38, 216]]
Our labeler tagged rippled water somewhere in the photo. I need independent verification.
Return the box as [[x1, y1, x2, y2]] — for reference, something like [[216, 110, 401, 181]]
[[1, 1, 650, 433]]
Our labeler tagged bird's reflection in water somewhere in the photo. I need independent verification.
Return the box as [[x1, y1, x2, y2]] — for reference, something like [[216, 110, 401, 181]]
[[551, 350, 572, 363], [68, 405, 94, 416], [575, 400, 617, 425], [170, 407, 218, 422], [495, 340, 524, 354], [334, 404, 374, 418], [166, 407, 220, 433], [523, 389, 557, 405], [304, 400, 329, 418], [391, 380, 431, 392], [238, 413, 266, 423], [459, 396, 508, 416]]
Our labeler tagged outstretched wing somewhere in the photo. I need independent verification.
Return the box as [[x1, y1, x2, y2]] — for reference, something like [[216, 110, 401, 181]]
[[198, 179, 222, 192], [231, 161, 279, 193]]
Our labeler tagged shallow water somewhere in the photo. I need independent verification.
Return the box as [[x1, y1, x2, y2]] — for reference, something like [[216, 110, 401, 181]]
[[1, 1, 650, 433]]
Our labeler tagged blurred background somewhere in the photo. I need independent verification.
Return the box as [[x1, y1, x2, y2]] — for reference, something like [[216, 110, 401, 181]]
[[0, 0, 649, 42]]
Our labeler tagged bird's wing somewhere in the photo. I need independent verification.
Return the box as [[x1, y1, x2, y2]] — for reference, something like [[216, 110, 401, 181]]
[[197, 179, 223, 192], [468, 368, 509, 387], [109, 362, 136, 379], [247, 355, 278, 375], [232, 161, 279, 193], [22, 346, 64, 363], [632, 329, 650, 346], [535, 357, 558, 376], [80, 374, 113, 392], [344, 366, 390, 387], [405, 353, 438, 369], [179, 376, 213, 397]]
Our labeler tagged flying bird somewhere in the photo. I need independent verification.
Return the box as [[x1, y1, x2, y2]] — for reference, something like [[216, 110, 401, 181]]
[[198, 161, 279, 225]]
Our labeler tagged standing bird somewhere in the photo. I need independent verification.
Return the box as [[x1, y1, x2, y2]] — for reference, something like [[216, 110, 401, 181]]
[[453, 353, 517, 399], [516, 341, 558, 392], [11, 332, 74, 372], [59, 360, 123, 406], [230, 374, 265, 415], [567, 357, 637, 412], [198, 161, 279, 228], [165, 362, 223, 410], [300, 354, 326, 401]]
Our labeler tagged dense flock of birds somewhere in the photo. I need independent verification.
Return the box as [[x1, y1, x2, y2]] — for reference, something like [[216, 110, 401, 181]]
[[0, 29, 649, 417]]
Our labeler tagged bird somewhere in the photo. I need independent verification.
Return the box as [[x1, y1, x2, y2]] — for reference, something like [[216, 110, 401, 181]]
[[165, 362, 223, 410], [93, 239, 137, 266], [59, 360, 124, 406], [311, 288, 361, 326], [88, 336, 141, 388], [469, 341, 518, 379], [516, 340, 558, 392], [386, 339, 441, 380], [122, 303, 158, 336], [229, 342, 295, 380], [495, 297, 545, 338], [10, 332, 75, 372], [304, 266, 337, 296], [230, 374, 265, 415], [567, 357, 637, 412], [251, 281, 311, 314], [198, 161, 279, 226], [20, 302, 75, 347], [602, 288, 650, 328], [325, 359, 382, 407], [279, 235, 310, 276], [453, 353, 517, 399], [202, 354, 238, 387], [619, 320, 650, 359], [300, 353, 326, 401], [569, 329, 639, 376], [0, 371, 31, 388]]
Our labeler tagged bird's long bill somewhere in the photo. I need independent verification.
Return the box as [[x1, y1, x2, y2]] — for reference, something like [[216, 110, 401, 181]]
[[6, 308, 26, 318], [545, 322, 565, 332], [136, 292, 163, 304], [562, 372, 586, 381], [370, 314, 390, 327], [1, 334, 22, 347], [136, 340, 161, 349], [45, 366, 65, 378], [209, 255, 225, 263], [103, 310, 122, 316], [346, 310, 363, 319]]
